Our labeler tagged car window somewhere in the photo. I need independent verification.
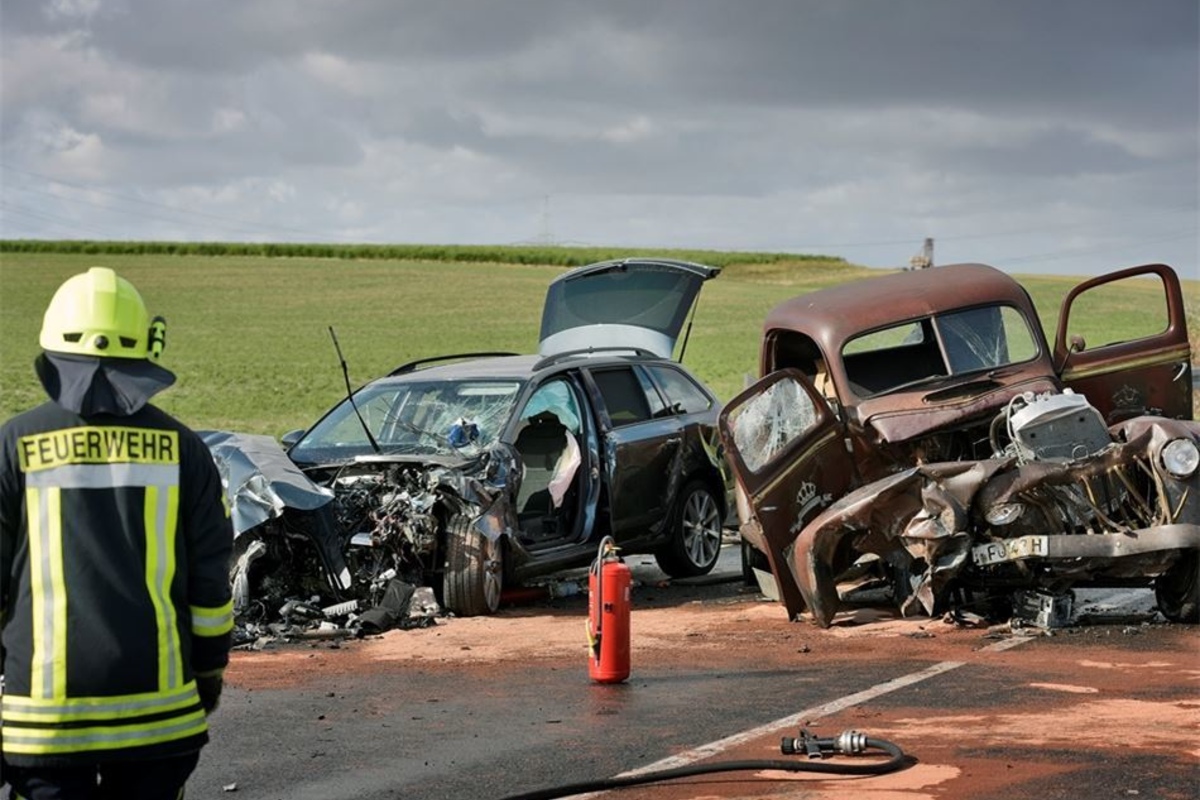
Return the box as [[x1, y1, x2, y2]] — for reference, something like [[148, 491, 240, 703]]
[[725, 376, 822, 473], [634, 367, 669, 417], [1063, 271, 1170, 350], [645, 364, 713, 415], [519, 379, 582, 434], [590, 367, 653, 427], [937, 306, 1038, 372], [844, 321, 925, 354]]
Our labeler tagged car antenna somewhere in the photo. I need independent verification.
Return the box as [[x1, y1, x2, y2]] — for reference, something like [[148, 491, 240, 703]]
[[328, 326, 381, 453]]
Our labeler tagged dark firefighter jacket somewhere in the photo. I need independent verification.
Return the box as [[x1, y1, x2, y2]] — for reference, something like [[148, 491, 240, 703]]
[[0, 401, 234, 766]]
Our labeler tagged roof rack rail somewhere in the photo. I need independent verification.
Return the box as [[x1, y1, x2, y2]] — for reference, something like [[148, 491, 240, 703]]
[[388, 351, 520, 376], [533, 346, 656, 372]]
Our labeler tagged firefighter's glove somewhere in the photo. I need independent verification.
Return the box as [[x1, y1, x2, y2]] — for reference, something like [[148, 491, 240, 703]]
[[196, 671, 224, 715]]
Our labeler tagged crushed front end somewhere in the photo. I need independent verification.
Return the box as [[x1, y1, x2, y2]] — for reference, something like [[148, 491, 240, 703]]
[[203, 431, 519, 638], [791, 392, 1200, 627]]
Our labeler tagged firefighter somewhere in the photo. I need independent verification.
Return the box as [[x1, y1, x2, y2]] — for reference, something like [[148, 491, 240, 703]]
[[0, 267, 234, 799]]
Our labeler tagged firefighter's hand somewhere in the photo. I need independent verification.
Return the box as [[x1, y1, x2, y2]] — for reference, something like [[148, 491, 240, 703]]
[[196, 673, 224, 714]]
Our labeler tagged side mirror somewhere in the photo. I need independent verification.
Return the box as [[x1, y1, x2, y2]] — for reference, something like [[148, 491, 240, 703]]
[[1069, 334, 1086, 353], [280, 429, 305, 449]]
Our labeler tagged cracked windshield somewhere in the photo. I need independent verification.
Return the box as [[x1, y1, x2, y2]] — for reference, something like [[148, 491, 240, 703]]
[[293, 379, 523, 461]]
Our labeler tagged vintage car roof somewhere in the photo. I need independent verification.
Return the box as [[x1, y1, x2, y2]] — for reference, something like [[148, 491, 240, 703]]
[[763, 263, 1034, 351]]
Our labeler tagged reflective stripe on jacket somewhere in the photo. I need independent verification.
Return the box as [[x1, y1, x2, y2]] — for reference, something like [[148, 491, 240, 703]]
[[0, 402, 234, 765]]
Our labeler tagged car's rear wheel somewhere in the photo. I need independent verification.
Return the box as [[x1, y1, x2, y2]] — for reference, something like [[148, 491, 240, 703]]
[[443, 514, 503, 616], [656, 480, 722, 578], [1155, 550, 1199, 623]]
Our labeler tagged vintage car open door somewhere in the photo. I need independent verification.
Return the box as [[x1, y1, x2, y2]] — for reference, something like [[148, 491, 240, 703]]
[[1054, 264, 1193, 423], [717, 369, 856, 618]]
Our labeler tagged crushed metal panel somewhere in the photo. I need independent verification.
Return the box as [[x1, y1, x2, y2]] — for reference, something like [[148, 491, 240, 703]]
[[792, 460, 1009, 627], [200, 430, 334, 535], [205, 429, 521, 634], [791, 411, 1200, 628]]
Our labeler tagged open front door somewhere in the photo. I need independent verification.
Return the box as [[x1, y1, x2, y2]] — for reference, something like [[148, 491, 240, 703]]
[[1055, 264, 1193, 423], [717, 370, 856, 618]]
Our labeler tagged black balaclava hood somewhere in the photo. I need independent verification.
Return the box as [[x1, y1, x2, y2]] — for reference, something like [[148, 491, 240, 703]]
[[35, 352, 176, 416]]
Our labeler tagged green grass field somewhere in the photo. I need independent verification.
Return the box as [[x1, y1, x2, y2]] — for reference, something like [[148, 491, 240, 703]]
[[1, 248, 1195, 436]]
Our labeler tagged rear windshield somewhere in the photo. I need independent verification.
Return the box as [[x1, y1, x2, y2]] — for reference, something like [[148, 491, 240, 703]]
[[540, 263, 702, 343]]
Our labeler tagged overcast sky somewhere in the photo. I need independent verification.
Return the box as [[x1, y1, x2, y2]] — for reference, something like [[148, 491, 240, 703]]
[[2, 0, 1197, 276]]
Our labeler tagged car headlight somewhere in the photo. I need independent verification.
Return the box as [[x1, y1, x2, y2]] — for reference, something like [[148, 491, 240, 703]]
[[984, 503, 1025, 526], [1161, 438, 1200, 479]]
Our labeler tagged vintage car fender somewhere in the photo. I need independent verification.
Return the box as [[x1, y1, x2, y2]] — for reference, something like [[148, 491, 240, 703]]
[[790, 460, 1012, 627]]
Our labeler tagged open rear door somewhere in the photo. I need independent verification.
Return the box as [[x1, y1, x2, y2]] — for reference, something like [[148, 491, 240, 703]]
[[1054, 264, 1193, 423], [718, 370, 856, 618], [539, 258, 720, 360]]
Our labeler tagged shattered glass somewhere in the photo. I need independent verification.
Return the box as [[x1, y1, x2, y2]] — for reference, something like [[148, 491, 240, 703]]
[[841, 304, 1039, 397], [937, 305, 1037, 373], [728, 377, 820, 472], [291, 379, 523, 463]]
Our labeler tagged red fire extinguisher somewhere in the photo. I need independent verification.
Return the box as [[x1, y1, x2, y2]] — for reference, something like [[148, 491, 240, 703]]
[[587, 536, 631, 684]]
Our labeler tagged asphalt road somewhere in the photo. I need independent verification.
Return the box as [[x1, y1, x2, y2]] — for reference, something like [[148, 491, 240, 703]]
[[186, 546, 1198, 800]]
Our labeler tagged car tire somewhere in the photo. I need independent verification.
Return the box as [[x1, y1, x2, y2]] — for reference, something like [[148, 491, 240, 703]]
[[740, 539, 772, 588], [740, 540, 757, 587], [443, 513, 503, 617], [656, 480, 723, 578], [1155, 550, 1199, 623]]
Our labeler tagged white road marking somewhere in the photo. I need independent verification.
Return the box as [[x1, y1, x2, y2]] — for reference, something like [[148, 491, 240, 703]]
[[578, 587, 1145, 795], [588, 634, 1037, 790]]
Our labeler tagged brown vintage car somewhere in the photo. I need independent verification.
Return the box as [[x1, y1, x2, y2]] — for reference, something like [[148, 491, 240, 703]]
[[719, 263, 1198, 627]]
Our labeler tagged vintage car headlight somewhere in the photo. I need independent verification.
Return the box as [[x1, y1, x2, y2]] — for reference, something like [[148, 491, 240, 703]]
[[984, 502, 1025, 526], [1160, 438, 1200, 479]]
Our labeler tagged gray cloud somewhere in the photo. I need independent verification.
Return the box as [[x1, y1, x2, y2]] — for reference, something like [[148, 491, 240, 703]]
[[1, 0, 1195, 274]]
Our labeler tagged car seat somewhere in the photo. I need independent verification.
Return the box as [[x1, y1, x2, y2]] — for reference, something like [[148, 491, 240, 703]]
[[515, 411, 570, 540]]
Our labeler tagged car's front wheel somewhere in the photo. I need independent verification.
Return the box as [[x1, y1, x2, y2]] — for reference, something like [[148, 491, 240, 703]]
[[1155, 550, 1198, 623], [656, 480, 723, 578], [443, 514, 503, 616]]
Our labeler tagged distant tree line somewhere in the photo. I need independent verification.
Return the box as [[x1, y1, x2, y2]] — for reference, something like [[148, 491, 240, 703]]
[[0, 240, 840, 269]]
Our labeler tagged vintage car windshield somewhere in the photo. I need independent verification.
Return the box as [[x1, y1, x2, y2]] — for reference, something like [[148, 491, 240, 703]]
[[291, 378, 525, 462], [841, 304, 1038, 398]]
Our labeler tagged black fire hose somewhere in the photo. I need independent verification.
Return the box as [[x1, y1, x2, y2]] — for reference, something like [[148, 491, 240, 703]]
[[498, 729, 911, 800]]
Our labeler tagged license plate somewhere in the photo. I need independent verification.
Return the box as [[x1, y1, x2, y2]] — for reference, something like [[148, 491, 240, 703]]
[[972, 536, 1049, 566]]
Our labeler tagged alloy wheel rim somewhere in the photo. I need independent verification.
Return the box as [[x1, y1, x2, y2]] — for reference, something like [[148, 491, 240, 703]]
[[683, 490, 721, 567], [482, 537, 503, 610]]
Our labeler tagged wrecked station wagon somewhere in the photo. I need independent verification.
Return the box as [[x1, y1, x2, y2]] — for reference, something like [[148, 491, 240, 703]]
[[207, 259, 734, 626], [719, 262, 1198, 627]]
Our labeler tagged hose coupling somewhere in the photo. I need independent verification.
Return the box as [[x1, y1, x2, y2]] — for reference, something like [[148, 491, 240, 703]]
[[780, 728, 869, 758], [834, 730, 867, 754]]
